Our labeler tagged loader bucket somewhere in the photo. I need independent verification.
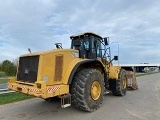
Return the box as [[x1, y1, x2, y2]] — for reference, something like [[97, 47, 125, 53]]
[[126, 71, 138, 90]]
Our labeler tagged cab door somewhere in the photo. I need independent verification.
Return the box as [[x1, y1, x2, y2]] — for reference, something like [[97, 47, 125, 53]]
[[90, 36, 102, 59]]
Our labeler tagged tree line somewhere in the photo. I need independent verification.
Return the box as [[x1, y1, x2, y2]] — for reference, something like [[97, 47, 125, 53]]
[[0, 60, 17, 76]]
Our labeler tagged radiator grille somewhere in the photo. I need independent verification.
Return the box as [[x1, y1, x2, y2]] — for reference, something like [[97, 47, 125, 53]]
[[17, 56, 39, 83], [54, 55, 63, 81]]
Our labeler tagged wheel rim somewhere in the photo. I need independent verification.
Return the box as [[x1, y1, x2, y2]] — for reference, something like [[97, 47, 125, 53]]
[[91, 81, 101, 100], [122, 77, 127, 89]]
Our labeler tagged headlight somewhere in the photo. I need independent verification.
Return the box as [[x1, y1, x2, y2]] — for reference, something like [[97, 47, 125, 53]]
[[72, 52, 79, 58]]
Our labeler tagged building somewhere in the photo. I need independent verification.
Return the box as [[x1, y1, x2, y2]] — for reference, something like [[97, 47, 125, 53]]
[[121, 64, 160, 72]]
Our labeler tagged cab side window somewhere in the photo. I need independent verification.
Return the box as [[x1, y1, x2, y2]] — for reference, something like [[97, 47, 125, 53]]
[[84, 38, 89, 50]]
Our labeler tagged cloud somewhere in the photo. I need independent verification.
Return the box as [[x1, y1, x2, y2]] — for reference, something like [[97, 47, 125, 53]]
[[0, 0, 160, 64]]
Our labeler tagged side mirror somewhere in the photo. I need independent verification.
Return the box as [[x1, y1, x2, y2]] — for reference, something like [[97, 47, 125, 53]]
[[103, 37, 109, 45], [114, 56, 118, 61]]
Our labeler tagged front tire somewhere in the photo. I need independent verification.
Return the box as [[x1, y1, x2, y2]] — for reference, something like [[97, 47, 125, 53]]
[[71, 68, 104, 112], [111, 69, 127, 96]]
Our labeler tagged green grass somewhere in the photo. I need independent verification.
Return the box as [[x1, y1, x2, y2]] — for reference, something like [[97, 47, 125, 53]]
[[0, 71, 35, 105], [0, 71, 8, 84], [0, 92, 34, 105], [136, 72, 159, 77], [0, 71, 6, 77], [0, 78, 8, 84]]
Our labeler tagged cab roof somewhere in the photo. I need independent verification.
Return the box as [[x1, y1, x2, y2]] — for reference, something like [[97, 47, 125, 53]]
[[70, 32, 102, 39]]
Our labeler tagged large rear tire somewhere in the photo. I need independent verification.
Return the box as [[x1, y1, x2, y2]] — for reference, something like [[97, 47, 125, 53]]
[[112, 69, 127, 96], [71, 68, 104, 112]]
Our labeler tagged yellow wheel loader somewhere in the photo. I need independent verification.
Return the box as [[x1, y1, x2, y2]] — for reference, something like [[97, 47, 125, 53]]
[[8, 32, 137, 112]]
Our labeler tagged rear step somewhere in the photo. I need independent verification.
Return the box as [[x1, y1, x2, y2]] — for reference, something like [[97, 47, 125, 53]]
[[59, 93, 71, 108]]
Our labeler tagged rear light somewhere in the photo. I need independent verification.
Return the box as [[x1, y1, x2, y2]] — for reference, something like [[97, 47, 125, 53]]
[[37, 83, 41, 89]]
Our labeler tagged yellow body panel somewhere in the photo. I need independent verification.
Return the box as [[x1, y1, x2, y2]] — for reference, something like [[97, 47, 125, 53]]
[[38, 49, 82, 85], [24, 49, 78, 85], [8, 49, 85, 98], [107, 66, 121, 80]]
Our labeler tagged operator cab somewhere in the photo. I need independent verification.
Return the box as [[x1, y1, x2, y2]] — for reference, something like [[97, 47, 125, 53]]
[[70, 32, 107, 59]]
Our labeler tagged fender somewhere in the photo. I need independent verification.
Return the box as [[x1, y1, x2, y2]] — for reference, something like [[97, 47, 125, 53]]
[[66, 59, 105, 84]]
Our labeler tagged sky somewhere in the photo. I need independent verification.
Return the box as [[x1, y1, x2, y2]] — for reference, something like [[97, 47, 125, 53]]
[[0, 0, 160, 64]]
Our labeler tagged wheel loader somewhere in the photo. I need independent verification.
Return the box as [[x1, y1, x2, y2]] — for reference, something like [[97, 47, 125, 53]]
[[8, 32, 138, 112]]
